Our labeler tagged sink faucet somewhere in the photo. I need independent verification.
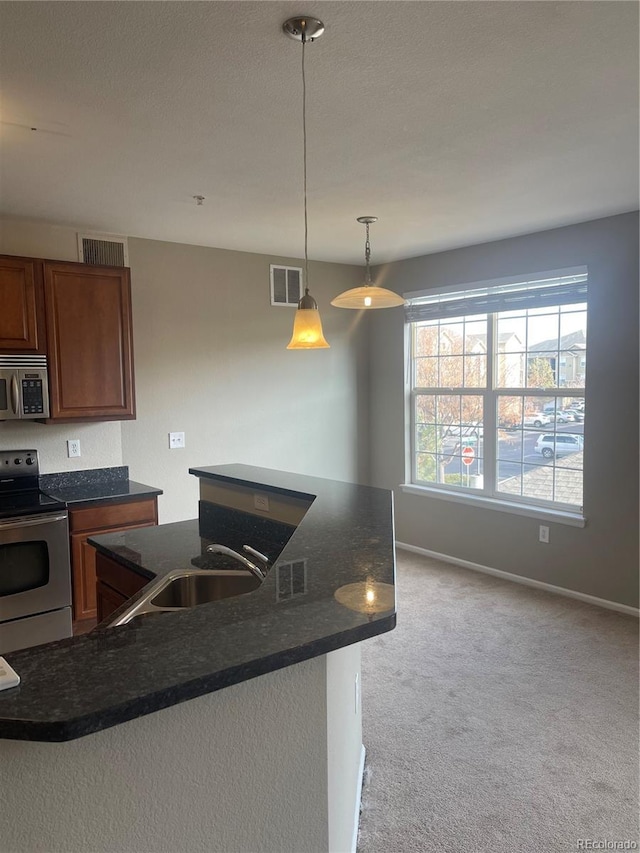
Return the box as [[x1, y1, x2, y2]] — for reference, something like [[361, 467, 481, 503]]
[[206, 544, 268, 580]]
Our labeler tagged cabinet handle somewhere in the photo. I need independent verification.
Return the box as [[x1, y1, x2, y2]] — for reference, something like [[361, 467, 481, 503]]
[[0, 513, 68, 530], [10, 374, 19, 415]]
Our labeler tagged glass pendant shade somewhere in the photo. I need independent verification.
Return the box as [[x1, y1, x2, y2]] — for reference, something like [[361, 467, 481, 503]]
[[286, 289, 330, 349], [330, 285, 406, 309], [332, 216, 406, 310]]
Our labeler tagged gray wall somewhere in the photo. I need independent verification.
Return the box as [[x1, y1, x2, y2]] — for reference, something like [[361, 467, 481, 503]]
[[0, 218, 370, 523], [369, 212, 639, 608], [1, 653, 358, 853]]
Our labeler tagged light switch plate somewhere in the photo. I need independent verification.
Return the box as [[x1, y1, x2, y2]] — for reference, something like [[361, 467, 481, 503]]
[[169, 432, 185, 449]]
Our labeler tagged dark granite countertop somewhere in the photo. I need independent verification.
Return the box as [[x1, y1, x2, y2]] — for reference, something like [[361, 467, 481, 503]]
[[39, 465, 162, 505], [0, 465, 395, 742]]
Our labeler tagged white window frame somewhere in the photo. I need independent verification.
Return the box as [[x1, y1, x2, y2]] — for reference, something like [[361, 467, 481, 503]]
[[402, 268, 587, 524]]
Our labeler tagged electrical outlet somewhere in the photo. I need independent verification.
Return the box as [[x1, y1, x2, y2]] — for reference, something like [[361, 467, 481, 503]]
[[67, 439, 81, 458], [169, 432, 185, 449], [539, 525, 550, 544], [254, 493, 270, 512]]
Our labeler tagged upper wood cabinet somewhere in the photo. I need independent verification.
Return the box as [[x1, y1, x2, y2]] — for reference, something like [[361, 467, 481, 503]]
[[43, 261, 136, 421], [0, 256, 46, 352]]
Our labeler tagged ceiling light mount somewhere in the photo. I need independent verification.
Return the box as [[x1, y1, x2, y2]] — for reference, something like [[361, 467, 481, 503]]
[[282, 17, 325, 43]]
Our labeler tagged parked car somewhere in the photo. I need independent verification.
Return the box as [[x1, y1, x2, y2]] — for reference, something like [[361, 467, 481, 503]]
[[534, 433, 584, 458], [524, 412, 551, 428], [565, 409, 584, 422], [547, 411, 571, 424]]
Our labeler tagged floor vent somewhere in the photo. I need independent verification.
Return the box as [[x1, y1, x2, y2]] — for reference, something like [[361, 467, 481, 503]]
[[270, 264, 302, 306], [77, 232, 129, 267]]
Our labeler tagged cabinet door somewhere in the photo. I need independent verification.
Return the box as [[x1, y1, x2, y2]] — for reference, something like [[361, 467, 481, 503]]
[[0, 256, 44, 352], [96, 580, 128, 624], [71, 532, 99, 621], [43, 261, 135, 420], [71, 520, 156, 621]]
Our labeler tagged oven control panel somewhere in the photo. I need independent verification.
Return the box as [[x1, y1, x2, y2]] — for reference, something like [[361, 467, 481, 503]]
[[0, 449, 40, 483]]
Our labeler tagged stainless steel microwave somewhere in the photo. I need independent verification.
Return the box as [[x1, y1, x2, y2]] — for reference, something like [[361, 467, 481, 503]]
[[0, 355, 50, 419]]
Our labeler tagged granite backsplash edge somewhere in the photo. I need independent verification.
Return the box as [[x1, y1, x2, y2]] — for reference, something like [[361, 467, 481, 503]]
[[39, 466, 129, 490]]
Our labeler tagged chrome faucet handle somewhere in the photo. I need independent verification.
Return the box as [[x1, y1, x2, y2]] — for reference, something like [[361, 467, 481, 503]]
[[206, 543, 267, 580], [242, 544, 269, 565]]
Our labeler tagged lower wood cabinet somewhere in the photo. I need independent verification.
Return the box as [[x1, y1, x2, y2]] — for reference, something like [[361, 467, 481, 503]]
[[96, 579, 129, 623], [69, 496, 158, 623], [95, 552, 150, 623]]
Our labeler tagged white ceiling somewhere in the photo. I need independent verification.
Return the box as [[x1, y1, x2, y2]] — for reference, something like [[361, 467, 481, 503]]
[[0, 1, 638, 264]]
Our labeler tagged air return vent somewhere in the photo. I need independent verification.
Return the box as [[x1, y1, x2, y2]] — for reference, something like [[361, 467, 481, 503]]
[[270, 265, 302, 307], [77, 232, 129, 267], [275, 559, 307, 602]]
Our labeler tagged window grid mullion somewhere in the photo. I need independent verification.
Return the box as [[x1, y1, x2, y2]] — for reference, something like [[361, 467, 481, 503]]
[[484, 312, 496, 496]]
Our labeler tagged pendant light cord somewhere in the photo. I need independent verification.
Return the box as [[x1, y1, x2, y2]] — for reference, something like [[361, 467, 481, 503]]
[[301, 34, 310, 294]]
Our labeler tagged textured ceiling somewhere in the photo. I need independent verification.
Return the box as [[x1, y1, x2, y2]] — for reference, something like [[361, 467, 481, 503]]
[[0, 1, 638, 264]]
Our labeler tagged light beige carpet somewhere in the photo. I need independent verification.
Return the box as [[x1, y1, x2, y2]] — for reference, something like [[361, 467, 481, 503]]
[[358, 550, 639, 853]]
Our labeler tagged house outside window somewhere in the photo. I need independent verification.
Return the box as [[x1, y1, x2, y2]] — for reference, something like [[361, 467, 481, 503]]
[[405, 270, 587, 513]]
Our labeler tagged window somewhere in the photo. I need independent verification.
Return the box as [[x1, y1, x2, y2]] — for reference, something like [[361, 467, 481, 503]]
[[406, 270, 587, 513]]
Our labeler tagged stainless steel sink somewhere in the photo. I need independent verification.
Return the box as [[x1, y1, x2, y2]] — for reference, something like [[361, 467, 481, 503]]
[[107, 568, 263, 627], [150, 571, 261, 608]]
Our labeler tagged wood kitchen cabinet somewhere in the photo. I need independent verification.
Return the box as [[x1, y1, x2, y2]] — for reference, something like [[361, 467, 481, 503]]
[[70, 496, 157, 623], [0, 253, 136, 422], [95, 552, 150, 623], [43, 260, 136, 421], [0, 255, 46, 352]]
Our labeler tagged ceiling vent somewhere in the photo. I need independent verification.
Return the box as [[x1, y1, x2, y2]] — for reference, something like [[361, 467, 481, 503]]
[[270, 264, 302, 307], [77, 232, 129, 267]]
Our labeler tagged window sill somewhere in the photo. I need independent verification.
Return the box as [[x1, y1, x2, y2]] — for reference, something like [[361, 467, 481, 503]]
[[398, 484, 586, 527]]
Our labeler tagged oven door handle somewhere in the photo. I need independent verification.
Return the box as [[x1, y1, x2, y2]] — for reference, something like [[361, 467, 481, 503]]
[[10, 374, 19, 415], [0, 513, 68, 530]]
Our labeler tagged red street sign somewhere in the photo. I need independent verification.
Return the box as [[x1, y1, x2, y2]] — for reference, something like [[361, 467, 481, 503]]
[[461, 446, 475, 466]]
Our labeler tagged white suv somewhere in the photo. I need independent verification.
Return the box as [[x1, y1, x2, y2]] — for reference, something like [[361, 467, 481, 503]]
[[534, 434, 583, 459], [524, 412, 551, 428]]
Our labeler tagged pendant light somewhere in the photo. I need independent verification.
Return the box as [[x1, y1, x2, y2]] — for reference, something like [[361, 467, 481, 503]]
[[331, 217, 406, 309], [284, 16, 329, 350]]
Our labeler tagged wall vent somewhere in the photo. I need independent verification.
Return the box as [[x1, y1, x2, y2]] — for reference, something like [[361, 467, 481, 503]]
[[275, 559, 307, 602], [270, 265, 302, 307], [77, 232, 129, 267]]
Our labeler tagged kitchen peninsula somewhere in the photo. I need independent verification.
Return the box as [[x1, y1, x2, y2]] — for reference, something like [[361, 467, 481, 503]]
[[1, 465, 396, 853]]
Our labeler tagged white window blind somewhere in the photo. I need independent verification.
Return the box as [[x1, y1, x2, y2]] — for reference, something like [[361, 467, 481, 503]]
[[405, 270, 588, 324]]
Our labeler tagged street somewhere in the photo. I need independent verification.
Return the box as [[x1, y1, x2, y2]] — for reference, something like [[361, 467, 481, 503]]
[[444, 421, 584, 480]]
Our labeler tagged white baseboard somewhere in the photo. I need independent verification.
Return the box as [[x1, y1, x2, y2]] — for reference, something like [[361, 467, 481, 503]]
[[396, 542, 639, 617], [351, 744, 366, 853]]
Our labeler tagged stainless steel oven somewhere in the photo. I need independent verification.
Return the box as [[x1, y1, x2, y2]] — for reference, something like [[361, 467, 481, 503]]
[[0, 450, 72, 654]]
